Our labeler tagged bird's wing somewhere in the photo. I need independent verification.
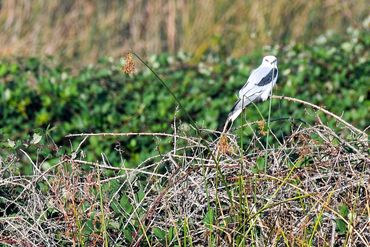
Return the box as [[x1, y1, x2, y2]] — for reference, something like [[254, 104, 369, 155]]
[[238, 66, 276, 99], [260, 68, 279, 100]]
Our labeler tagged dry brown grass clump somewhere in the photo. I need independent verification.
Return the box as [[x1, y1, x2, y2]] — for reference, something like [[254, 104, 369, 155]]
[[141, 125, 368, 246], [0, 105, 368, 246]]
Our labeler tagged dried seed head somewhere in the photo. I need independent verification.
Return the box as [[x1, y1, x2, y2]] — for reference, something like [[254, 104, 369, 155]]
[[257, 120, 267, 136], [218, 134, 232, 154], [122, 53, 135, 74]]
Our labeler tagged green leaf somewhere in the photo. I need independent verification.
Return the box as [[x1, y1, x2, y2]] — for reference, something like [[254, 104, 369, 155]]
[[252, 157, 266, 173], [167, 226, 175, 241], [153, 227, 166, 240], [120, 194, 133, 214], [203, 209, 214, 228], [83, 219, 94, 235], [256, 157, 266, 171], [0, 64, 7, 76], [136, 189, 145, 202], [335, 219, 347, 235], [339, 203, 349, 218], [124, 228, 134, 243]]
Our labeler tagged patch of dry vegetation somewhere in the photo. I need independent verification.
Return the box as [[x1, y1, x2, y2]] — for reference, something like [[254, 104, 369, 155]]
[[0, 98, 368, 246], [0, 0, 368, 63]]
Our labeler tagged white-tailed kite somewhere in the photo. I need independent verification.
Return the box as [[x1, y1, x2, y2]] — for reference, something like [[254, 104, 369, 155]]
[[224, 55, 278, 131]]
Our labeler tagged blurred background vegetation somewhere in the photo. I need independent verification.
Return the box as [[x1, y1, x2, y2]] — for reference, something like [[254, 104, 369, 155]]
[[0, 0, 368, 63], [0, 0, 369, 168]]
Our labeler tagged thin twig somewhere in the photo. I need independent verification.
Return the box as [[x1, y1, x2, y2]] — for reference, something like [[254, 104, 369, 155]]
[[272, 95, 367, 137]]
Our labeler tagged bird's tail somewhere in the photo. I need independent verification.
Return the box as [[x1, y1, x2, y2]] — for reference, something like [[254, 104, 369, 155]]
[[221, 99, 242, 132], [222, 118, 233, 133], [228, 99, 246, 121], [222, 98, 251, 132]]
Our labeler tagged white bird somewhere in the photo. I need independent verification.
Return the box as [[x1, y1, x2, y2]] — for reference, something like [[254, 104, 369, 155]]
[[224, 55, 278, 131]]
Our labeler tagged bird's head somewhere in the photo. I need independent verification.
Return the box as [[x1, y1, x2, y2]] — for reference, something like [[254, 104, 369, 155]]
[[262, 55, 277, 67]]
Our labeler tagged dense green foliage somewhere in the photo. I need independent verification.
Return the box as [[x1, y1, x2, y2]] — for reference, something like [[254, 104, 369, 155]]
[[0, 28, 369, 246], [0, 28, 369, 166]]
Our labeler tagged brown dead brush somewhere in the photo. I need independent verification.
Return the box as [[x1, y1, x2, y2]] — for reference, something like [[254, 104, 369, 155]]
[[0, 100, 368, 246]]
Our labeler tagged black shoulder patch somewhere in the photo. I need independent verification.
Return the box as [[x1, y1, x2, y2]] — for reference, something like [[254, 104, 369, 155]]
[[256, 68, 278, 86]]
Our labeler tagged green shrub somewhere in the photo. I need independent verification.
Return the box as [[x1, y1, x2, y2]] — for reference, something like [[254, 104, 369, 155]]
[[0, 28, 368, 166]]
